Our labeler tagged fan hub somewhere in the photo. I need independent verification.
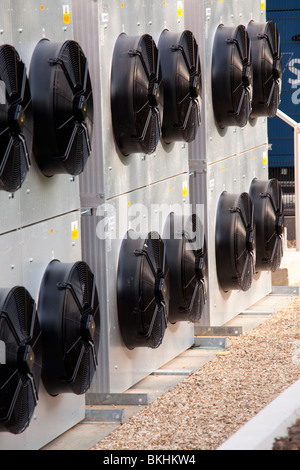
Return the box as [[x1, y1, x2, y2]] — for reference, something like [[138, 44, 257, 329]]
[[190, 75, 200, 99], [246, 229, 255, 252], [195, 255, 205, 281], [273, 60, 281, 81], [81, 311, 96, 342], [74, 94, 87, 123], [155, 276, 166, 304], [18, 344, 35, 374], [8, 104, 25, 134], [148, 82, 159, 108], [243, 64, 252, 88], [276, 213, 284, 236]]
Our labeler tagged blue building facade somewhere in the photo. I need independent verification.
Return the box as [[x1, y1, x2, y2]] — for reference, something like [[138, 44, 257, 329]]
[[267, 0, 300, 197]]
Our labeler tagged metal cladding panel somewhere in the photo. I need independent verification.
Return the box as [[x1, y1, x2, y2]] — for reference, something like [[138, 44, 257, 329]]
[[0, 1, 89, 449], [72, 0, 195, 394], [87, 174, 195, 394], [0, 211, 85, 450], [74, 0, 189, 203], [204, 146, 272, 327], [0, 0, 81, 233], [183, 0, 273, 325], [199, 0, 269, 166]]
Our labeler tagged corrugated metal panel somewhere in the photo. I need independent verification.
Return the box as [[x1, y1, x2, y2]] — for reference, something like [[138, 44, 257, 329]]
[[73, 0, 105, 204]]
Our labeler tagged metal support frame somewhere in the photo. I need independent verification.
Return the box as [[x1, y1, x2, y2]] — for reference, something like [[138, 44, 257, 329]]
[[276, 109, 300, 250]]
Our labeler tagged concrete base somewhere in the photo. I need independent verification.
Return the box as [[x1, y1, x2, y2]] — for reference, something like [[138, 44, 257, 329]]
[[218, 379, 300, 450], [41, 287, 298, 450], [272, 249, 300, 286]]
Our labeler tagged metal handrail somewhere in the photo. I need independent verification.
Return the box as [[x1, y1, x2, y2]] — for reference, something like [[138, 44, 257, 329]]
[[276, 109, 300, 250]]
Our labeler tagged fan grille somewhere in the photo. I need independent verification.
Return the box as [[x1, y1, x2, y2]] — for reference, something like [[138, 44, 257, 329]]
[[0, 287, 41, 435], [5, 379, 36, 435], [64, 261, 99, 394], [212, 24, 252, 128], [158, 29, 201, 143], [111, 33, 162, 155], [117, 231, 169, 349], [247, 20, 282, 118], [140, 234, 168, 348], [0, 45, 17, 98], [249, 178, 284, 272], [0, 45, 32, 192], [0, 136, 28, 192], [216, 192, 255, 292]]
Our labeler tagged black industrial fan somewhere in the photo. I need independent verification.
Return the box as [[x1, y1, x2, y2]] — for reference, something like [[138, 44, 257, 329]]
[[215, 192, 255, 292], [37, 260, 100, 396], [249, 178, 284, 272], [0, 45, 32, 192], [163, 213, 207, 323], [247, 20, 282, 118], [212, 24, 252, 128], [157, 29, 201, 144], [111, 33, 163, 156], [0, 287, 42, 435], [29, 39, 93, 177], [117, 230, 169, 349]]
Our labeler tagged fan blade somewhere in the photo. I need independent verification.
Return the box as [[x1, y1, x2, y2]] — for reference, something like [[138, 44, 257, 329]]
[[240, 252, 254, 291], [0, 46, 17, 101], [187, 281, 200, 313], [54, 68, 75, 129], [0, 129, 13, 175], [177, 50, 192, 88], [140, 36, 157, 80], [135, 54, 151, 96], [140, 263, 156, 314], [59, 41, 85, 92], [143, 304, 159, 339], [15, 60, 26, 105], [64, 340, 85, 383], [270, 234, 283, 271], [58, 122, 90, 173]]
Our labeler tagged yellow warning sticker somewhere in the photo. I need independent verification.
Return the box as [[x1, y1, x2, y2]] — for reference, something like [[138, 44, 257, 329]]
[[263, 151, 267, 166], [182, 182, 188, 198], [63, 4, 70, 24], [177, 1, 183, 18], [261, 0, 265, 10], [71, 221, 78, 240]]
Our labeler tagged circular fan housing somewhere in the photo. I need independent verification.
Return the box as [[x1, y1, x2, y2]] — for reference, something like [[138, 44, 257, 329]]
[[163, 213, 207, 323], [215, 192, 255, 292], [0, 287, 42, 434], [29, 39, 94, 177], [212, 24, 252, 128], [111, 33, 163, 156], [117, 231, 169, 349], [249, 178, 284, 272], [0, 45, 32, 192], [158, 29, 201, 144], [247, 20, 282, 118], [38, 260, 100, 396]]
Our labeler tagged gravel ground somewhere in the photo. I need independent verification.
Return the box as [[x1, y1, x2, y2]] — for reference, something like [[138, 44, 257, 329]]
[[92, 297, 300, 451]]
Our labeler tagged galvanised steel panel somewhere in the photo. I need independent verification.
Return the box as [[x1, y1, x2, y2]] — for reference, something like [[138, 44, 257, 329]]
[[0, 211, 85, 450], [72, 0, 195, 394], [185, 0, 269, 167], [0, 1, 13, 45], [0, 0, 81, 232], [88, 173, 195, 394], [74, 0, 189, 202], [204, 145, 272, 327], [183, 0, 273, 326], [10, 0, 74, 67]]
